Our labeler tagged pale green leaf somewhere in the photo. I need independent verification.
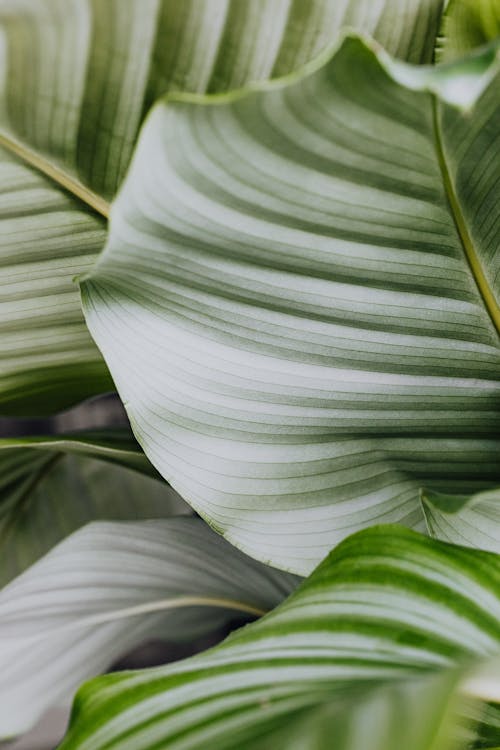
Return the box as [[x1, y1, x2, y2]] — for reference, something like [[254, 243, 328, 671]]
[[59, 526, 500, 750], [0, 0, 445, 415], [421, 486, 500, 552], [0, 0, 444, 197], [0, 147, 111, 415], [81, 36, 500, 574], [0, 517, 299, 737], [0, 430, 188, 585], [437, 0, 500, 62]]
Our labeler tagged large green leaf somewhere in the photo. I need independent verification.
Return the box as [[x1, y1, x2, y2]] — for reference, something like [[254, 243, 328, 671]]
[[0, 430, 187, 585], [59, 527, 500, 750], [81, 36, 500, 574], [0, 147, 110, 415], [0, 516, 298, 737], [0, 0, 445, 416]]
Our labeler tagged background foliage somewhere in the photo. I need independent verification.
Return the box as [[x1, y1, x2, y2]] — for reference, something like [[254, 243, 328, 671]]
[[0, 1, 498, 748]]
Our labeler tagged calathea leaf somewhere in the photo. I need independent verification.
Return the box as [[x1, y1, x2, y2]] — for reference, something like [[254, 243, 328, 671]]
[[0, 0, 444, 197], [59, 526, 500, 750], [0, 148, 110, 415], [81, 36, 500, 574], [0, 0, 445, 416], [421, 486, 500, 553], [0, 430, 188, 585], [244, 670, 476, 750], [0, 517, 299, 738], [437, 0, 500, 62]]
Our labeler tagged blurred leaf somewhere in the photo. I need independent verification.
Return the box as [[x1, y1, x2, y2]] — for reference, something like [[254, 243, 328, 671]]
[[0, 516, 299, 737], [0, 430, 187, 584], [437, 0, 500, 61], [59, 526, 500, 750]]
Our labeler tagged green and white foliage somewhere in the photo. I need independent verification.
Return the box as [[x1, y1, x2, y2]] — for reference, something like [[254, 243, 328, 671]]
[[422, 486, 500, 553], [0, 517, 299, 737], [0, 4, 500, 749], [81, 36, 500, 574], [0, 0, 443, 196], [437, 0, 500, 61], [0, 0, 445, 416], [0, 430, 188, 584], [58, 527, 500, 750]]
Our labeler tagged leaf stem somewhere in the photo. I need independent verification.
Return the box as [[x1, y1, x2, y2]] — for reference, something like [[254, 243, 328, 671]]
[[0, 132, 110, 219], [431, 96, 500, 338], [14, 596, 268, 640]]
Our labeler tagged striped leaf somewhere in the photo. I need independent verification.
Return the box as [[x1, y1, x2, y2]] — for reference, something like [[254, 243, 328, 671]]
[[0, 0, 444, 415], [59, 526, 500, 750], [422, 486, 500, 553], [0, 517, 299, 737], [0, 430, 187, 585], [437, 0, 500, 62], [81, 36, 500, 574], [0, 147, 110, 415], [0, 0, 443, 197]]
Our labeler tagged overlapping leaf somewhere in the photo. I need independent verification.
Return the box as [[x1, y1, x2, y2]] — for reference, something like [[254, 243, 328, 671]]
[[437, 0, 500, 61], [0, 430, 187, 584], [422, 486, 500, 553], [59, 527, 500, 750], [0, 0, 444, 415], [0, 0, 444, 196], [0, 517, 299, 737], [81, 36, 500, 574]]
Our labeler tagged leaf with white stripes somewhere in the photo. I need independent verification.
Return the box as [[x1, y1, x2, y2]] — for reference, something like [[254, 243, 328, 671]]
[[0, 148, 110, 415], [59, 526, 500, 750], [0, 0, 444, 197], [81, 36, 500, 574], [0, 0, 444, 416], [0, 517, 299, 738], [0, 430, 188, 585], [422, 486, 500, 553]]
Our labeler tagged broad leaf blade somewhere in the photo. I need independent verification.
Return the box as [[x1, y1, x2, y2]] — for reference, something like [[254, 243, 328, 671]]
[[59, 527, 500, 750], [0, 517, 299, 737], [0, 147, 111, 415], [81, 37, 500, 574], [0, 0, 444, 196], [0, 430, 187, 584], [0, 0, 445, 415], [243, 671, 472, 750]]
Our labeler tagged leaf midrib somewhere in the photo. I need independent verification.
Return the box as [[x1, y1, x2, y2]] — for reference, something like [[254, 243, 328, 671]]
[[431, 95, 500, 339], [16, 596, 266, 641]]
